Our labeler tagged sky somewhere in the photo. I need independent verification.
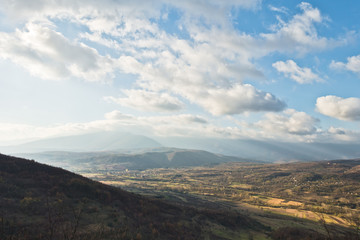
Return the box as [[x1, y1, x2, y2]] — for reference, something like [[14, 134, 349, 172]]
[[0, 0, 360, 146]]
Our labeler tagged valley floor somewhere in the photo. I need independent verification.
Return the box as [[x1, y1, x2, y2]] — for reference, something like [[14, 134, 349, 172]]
[[83, 160, 360, 239]]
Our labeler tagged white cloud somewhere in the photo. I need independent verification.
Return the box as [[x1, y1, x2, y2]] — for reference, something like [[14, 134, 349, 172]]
[[268, 5, 288, 14], [105, 111, 209, 128], [328, 126, 345, 135], [104, 90, 184, 112], [104, 111, 134, 120], [261, 2, 339, 54], [255, 109, 319, 136], [0, 0, 261, 23], [101, 111, 325, 142], [330, 55, 360, 74], [0, 22, 115, 82], [0, 113, 217, 144], [0, 120, 124, 144], [316, 95, 360, 121], [192, 84, 286, 115], [102, 113, 246, 139], [142, 114, 208, 126], [273, 59, 323, 84], [325, 126, 360, 141]]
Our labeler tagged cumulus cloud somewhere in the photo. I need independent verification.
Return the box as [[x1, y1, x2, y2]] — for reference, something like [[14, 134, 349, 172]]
[[328, 126, 345, 135], [330, 55, 360, 74], [109, 41, 286, 115], [273, 59, 323, 84], [117, 113, 247, 138], [104, 90, 184, 112], [255, 109, 319, 136], [316, 95, 360, 121], [101, 112, 214, 138], [306, 126, 360, 142], [112, 39, 286, 115], [192, 84, 286, 115], [0, 22, 114, 81]]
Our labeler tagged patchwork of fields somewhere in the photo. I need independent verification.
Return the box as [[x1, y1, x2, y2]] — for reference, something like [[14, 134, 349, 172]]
[[84, 160, 360, 238]]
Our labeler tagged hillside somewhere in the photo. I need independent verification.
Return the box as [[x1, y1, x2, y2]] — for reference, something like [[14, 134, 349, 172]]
[[0, 153, 266, 240], [15, 148, 253, 171]]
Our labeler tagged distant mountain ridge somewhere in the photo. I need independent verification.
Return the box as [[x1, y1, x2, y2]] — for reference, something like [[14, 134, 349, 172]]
[[16, 148, 254, 171], [0, 131, 162, 153], [155, 137, 360, 162], [2, 131, 360, 162]]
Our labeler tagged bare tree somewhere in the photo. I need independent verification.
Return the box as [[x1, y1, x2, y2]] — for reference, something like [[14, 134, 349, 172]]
[[61, 205, 83, 240], [316, 212, 332, 240], [345, 211, 360, 240]]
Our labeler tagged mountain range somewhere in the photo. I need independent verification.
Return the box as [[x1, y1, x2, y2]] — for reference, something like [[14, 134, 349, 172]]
[[0, 131, 162, 153], [15, 148, 253, 172], [1, 131, 360, 162]]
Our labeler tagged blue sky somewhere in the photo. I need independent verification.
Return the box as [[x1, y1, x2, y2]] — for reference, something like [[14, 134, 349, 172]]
[[0, 0, 360, 145]]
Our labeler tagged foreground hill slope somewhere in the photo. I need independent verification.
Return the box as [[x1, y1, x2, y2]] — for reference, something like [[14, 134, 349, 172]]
[[0, 153, 265, 240]]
